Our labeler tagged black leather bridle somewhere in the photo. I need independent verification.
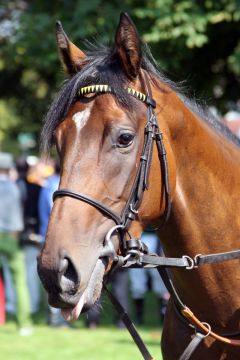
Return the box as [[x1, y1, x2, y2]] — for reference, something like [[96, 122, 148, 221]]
[[53, 75, 171, 261]]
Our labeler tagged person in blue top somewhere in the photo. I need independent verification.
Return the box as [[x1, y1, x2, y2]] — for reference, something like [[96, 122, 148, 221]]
[[38, 162, 60, 238], [38, 160, 68, 327], [16, 156, 42, 316]]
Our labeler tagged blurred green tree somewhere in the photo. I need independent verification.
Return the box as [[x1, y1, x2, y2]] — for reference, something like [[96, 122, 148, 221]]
[[134, 0, 240, 107], [0, 0, 240, 152]]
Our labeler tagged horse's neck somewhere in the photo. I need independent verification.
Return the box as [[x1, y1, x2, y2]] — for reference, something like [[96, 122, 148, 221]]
[[155, 93, 240, 323], [158, 92, 240, 258]]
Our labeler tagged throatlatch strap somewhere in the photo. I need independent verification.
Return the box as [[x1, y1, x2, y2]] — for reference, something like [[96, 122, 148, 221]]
[[104, 285, 156, 360]]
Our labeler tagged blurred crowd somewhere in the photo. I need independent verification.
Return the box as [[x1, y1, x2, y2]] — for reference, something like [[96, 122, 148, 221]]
[[0, 152, 169, 335]]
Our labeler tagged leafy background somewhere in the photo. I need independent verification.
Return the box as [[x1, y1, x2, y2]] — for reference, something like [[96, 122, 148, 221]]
[[0, 0, 240, 153]]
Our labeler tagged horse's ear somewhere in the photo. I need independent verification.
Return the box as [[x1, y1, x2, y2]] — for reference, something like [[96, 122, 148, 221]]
[[56, 21, 86, 75], [115, 12, 142, 80]]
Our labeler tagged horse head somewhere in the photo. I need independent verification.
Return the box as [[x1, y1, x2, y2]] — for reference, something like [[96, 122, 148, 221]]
[[37, 13, 176, 321]]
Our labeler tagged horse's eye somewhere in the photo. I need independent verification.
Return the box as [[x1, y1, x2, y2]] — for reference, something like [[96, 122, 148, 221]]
[[117, 133, 134, 147]]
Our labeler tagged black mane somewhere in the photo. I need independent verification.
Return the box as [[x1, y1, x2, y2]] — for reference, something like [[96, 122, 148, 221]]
[[41, 42, 240, 153]]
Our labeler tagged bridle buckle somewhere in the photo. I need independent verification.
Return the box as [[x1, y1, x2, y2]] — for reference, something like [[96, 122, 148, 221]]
[[100, 225, 124, 260], [182, 255, 195, 270]]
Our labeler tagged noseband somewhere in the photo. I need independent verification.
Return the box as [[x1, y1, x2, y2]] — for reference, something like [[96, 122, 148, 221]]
[[53, 75, 171, 260]]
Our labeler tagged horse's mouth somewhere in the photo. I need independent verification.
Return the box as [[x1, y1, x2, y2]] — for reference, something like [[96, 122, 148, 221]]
[[61, 289, 87, 321], [49, 258, 106, 321]]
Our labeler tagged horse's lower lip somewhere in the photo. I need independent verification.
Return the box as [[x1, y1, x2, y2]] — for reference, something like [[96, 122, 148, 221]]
[[48, 292, 81, 308], [61, 290, 86, 321]]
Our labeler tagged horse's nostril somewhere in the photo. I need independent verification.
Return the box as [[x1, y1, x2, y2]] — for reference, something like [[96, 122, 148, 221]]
[[59, 257, 80, 295]]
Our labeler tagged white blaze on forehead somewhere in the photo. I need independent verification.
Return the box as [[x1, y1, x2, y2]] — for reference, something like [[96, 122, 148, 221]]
[[72, 108, 91, 132]]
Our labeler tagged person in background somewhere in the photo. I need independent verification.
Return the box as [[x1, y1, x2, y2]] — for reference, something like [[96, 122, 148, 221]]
[[86, 268, 129, 329], [16, 156, 43, 316], [109, 269, 129, 329], [0, 153, 32, 335], [38, 160, 68, 327], [128, 229, 170, 325]]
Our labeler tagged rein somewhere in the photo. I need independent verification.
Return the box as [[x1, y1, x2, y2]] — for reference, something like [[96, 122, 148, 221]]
[[103, 244, 240, 360], [53, 77, 240, 360]]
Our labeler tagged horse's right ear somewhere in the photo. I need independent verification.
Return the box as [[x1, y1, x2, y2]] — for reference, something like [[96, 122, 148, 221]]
[[115, 12, 142, 80], [56, 21, 86, 76]]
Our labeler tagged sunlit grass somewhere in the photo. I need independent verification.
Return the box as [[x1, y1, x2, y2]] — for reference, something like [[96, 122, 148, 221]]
[[0, 321, 162, 360], [0, 291, 163, 359]]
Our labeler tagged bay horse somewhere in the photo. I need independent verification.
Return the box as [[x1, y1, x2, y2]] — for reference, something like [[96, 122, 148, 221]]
[[38, 12, 240, 359]]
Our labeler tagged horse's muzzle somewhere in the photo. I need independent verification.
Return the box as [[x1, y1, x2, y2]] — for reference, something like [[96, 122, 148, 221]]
[[37, 251, 81, 307]]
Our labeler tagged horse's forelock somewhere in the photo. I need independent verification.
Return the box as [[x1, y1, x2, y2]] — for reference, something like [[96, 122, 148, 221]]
[[41, 46, 138, 154]]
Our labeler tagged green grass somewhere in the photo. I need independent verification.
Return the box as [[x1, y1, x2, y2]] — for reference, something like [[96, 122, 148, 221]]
[[0, 322, 162, 360], [0, 293, 163, 359]]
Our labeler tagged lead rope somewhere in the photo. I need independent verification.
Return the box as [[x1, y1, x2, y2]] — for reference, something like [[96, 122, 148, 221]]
[[105, 252, 240, 360]]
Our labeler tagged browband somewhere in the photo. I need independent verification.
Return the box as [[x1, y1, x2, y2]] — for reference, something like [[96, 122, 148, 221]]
[[78, 84, 156, 108]]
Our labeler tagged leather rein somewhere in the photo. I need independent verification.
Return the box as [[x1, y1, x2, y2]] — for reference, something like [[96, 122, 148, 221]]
[[52, 76, 240, 360]]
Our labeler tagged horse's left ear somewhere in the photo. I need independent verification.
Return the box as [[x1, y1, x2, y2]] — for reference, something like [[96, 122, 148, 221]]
[[115, 12, 142, 79], [56, 21, 86, 76]]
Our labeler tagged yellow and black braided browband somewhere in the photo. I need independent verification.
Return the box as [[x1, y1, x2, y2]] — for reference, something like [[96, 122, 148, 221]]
[[78, 84, 147, 103]]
